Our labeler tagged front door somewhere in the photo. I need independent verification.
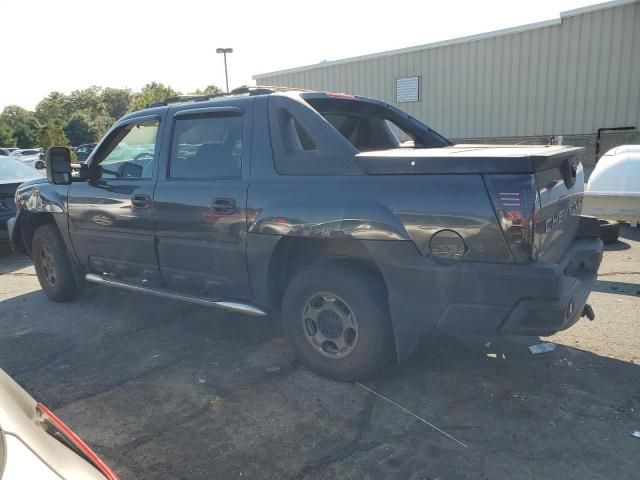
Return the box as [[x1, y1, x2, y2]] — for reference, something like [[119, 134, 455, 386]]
[[153, 104, 251, 300], [67, 115, 163, 283]]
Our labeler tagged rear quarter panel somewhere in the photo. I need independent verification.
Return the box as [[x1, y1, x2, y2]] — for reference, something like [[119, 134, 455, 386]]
[[248, 174, 511, 263]]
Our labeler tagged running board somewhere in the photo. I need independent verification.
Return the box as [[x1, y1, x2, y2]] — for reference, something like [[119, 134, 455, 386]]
[[84, 273, 267, 317]]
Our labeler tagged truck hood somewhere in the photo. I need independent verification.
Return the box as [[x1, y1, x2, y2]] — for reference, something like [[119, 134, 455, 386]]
[[357, 144, 584, 175]]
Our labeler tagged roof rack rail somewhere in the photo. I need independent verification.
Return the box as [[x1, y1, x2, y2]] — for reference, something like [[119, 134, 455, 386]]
[[149, 85, 310, 108], [230, 85, 311, 95]]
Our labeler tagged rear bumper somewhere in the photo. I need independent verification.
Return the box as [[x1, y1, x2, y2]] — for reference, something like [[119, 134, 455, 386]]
[[489, 238, 602, 335], [364, 236, 603, 361]]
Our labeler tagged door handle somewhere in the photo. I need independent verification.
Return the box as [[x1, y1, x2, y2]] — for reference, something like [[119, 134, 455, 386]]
[[131, 194, 151, 209], [212, 198, 236, 214]]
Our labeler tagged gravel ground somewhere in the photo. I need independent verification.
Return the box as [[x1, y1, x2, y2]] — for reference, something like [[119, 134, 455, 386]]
[[0, 228, 639, 480]]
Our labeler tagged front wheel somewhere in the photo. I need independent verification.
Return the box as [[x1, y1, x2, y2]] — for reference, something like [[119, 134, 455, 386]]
[[35, 160, 45, 169], [282, 262, 392, 381], [32, 224, 81, 302]]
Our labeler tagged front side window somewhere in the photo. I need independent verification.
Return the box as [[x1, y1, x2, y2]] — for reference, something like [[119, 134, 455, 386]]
[[97, 120, 159, 179], [170, 115, 242, 179]]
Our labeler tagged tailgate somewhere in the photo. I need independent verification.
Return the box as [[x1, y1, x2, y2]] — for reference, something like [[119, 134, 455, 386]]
[[535, 153, 584, 263]]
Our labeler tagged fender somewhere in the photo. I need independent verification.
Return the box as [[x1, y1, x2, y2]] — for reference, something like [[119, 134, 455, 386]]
[[12, 179, 71, 254], [15, 178, 68, 214]]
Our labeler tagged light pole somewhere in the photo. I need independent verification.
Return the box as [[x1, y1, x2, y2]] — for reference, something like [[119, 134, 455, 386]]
[[216, 47, 233, 92]]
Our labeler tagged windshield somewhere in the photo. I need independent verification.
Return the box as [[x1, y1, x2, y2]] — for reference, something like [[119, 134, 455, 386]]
[[0, 157, 43, 181]]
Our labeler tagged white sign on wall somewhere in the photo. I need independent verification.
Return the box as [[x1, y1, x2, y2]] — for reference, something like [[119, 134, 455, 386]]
[[396, 76, 420, 103]]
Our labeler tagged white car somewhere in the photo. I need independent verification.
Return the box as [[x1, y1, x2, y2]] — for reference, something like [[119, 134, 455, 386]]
[[9, 149, 45, 170], [0, 369, 117, 480], [584, 144, 640, 226]]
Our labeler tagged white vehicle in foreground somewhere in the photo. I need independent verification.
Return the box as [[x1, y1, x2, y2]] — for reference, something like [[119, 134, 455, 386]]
[[0, 369, 117, 479], [584, 145, 640, 230]]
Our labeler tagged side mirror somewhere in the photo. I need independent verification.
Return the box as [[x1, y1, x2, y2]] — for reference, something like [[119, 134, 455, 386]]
[[46, 147, 72, 185], [79, 163, 89, 180]]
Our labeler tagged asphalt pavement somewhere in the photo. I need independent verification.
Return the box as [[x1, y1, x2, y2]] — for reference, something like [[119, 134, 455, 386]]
[[0, 228, 639, 479]]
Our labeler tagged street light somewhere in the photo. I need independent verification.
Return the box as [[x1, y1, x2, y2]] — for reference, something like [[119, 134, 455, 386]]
[[216, 47, 233, 92]]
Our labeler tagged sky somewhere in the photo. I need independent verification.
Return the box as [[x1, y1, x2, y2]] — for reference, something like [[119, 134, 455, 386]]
[[1, 0, 602, 111]]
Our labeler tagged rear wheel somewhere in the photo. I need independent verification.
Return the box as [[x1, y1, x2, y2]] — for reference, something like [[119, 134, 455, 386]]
[[32, 224, 81, 302], [282, 262, 392, 381], [599, 219, 620, 244]]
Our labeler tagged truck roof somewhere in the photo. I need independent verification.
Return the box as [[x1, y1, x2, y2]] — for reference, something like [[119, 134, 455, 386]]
[[122, 86, 396, 121]]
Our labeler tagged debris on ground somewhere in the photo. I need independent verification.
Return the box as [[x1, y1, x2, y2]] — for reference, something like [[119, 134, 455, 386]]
[[266, 366, 281, 373], [198, 378, 207, 384], [632, 431, 640, 439], [528, 342, 557, 355]]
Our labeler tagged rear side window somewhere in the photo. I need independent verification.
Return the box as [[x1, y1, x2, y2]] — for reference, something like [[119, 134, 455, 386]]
[[384, 119, 415, 146], [170, 116, 242, 179], [304, 96, 450, 150]]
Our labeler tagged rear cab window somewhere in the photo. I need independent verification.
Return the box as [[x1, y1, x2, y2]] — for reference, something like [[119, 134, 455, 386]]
[[303, 95, 450, 152]]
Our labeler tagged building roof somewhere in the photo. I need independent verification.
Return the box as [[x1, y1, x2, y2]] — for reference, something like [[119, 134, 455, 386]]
[[253, 0, 637, 79]]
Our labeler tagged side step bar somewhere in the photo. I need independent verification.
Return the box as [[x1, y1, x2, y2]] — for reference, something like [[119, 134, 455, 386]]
[[85, 273, 267, 317]]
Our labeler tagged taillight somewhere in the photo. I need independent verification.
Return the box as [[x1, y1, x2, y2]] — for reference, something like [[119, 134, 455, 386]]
[[484, 174, 540, 262], [36, 403, 118, 480]]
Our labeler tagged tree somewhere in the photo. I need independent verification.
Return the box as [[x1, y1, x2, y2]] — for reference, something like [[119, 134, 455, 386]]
[[35, 92, 71, 125], [1, 105, 34, 129], [64, 113, 99, 146], [39, 124, 70, 152], [68, 86, 106, 117], [192, 85, 223, 96], [101, 87, 133, 121], [0, 122, 15, 147], [15, 120, 41, 148], [131, 82, 179, 111], [2, 105, 42, 147]]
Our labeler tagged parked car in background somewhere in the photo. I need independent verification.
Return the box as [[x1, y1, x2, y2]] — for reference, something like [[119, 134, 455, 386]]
[[74, 143, 97, 163], [584, 144, 640, 232], [0, 157, 44, 246], [9, 149, 45, 169], [0, 369, 117, 480]]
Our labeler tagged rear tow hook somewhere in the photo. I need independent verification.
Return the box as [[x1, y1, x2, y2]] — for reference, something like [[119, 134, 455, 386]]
[[582, 304, 595, 321]]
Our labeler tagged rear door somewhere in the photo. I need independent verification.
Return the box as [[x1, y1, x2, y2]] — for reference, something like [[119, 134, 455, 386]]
[[153, 102, 252, 299]]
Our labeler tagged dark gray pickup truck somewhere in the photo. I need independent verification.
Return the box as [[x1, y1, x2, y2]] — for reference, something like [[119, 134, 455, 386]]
[[7, 86, 603, 381]]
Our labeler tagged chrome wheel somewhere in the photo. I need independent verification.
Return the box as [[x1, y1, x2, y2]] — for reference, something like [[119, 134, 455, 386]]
[[40, 244, 57, 286], [302, 292, 358, 358]]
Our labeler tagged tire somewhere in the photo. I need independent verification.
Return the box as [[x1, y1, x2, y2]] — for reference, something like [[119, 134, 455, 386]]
[[35, 161, 45, 169], [599, 219, 619, 244], [282, 261, 392, 382], [32, 224, 81, 302]]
